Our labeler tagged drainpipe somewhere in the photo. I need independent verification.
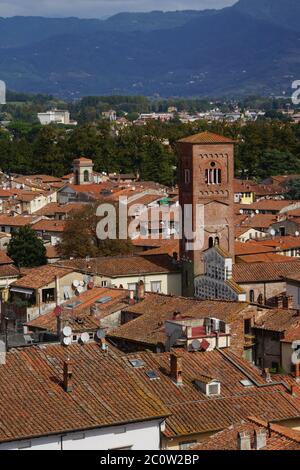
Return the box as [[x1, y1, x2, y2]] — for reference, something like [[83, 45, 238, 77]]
[[55, 276, 60, 306]]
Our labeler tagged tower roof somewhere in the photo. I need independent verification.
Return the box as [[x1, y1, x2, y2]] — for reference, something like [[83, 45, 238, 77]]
[[178, 131, 236, 145], [73, 156, 93, 166]]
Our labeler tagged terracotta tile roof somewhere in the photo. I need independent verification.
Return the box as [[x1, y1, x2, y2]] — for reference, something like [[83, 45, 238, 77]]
[[253, 308, 300, 333], [239, 214, 277, 229], [258, 236, 300, 250], [233, 179, 285, 197], [194, 417, 300, 450], [31, 219, 67, 233], [108, 294, 248, 348], [0, 343, 169, 443], [128, 194, 161, 207], [0, 251, 13, 265], [0, 215, 35, 227], [34, 202, 86, 217], [0, 264, 19, 279], [67, 182, 114, 195], [27, 287, 129, 334], [178, 131, 236, 145], [235, 241, 275, 256], [240, 200, 296, 212], [73, 157, 93, 166], [11, 265, 75, 290], [233, 261, 300, 283], [131, 238, 180, 257], [120, 349, 300, 438], [281, 325, 300, 343], [58, 254, 180, 277], [236, 253, 297, 263]]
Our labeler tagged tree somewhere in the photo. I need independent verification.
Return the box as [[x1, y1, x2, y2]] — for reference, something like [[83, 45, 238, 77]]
[[58, 203, 134, 259], [257, 150, 300, 180], [285, 179, 300, 200], [7, 226, 47, 268]]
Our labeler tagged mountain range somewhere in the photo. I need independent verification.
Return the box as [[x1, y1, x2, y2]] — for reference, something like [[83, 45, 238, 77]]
[[0, 0, 300, 98]]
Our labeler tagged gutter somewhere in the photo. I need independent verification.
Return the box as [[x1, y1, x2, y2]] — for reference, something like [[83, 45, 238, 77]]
[[217, 348, 291, 393]]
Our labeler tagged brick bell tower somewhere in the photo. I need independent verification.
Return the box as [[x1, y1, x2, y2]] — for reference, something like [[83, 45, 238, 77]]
[[178, 131, 236, 297]]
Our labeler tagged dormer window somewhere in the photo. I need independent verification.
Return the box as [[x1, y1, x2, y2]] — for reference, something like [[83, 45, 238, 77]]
[[207, 382, 221, 396], [194, 376, 221, 396]]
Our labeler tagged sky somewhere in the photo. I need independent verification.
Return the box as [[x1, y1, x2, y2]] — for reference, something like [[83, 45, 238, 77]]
[[0, 0, 237, 18]]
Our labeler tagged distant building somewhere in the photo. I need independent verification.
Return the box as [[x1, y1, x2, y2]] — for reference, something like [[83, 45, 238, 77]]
[[37, 109, 77, 126], [102, 110, 117, 121]]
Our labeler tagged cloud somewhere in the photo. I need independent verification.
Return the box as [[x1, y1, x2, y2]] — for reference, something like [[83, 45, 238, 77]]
[[0, 0, 237, 18]]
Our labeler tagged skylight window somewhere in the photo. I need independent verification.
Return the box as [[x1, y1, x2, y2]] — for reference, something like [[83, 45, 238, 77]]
[[65, 301, 82, 309], [96, 296, 113, 304], [146, 370, 159, 380], [240, 379, 254, 387], [129, 359, 145, 368]]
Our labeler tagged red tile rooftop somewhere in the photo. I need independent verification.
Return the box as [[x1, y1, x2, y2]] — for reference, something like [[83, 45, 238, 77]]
[[178, 131, 236, 144], [27, 287, 129, 334], [11, 265, 75, 290], [194, 417, 300, 451], [0, 343, 169, 444], [233, 261, 300, 283]]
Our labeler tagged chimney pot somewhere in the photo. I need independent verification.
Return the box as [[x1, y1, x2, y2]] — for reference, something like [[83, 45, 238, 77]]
[[63, 358, 74, 393]]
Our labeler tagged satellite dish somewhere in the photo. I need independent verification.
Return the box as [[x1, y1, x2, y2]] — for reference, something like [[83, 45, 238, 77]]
[[191, 339, 201, 351], [269, 228, 276, 237], [79, 281, 85, 287], [80, 332, 90, 344], [73, 280, 80, 288], [96, 329, 106, 340], [76, 286, 84, 295], [63, 336, 72, 346], [296, 231, 300, 237], [87, 282, 94, 290], [63, 326, 72, 337]]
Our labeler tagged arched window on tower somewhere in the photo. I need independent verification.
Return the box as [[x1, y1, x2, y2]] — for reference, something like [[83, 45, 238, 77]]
[[249, 290, 255, 303], [205, 163, 221, 185], [215, 237, 220, 246], [209, 237, 214, 248]]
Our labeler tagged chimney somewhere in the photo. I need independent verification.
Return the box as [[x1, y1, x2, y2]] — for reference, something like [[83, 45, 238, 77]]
[[173, 310, 181, 320], [170, 352, 183, 385], [283, 295, 294, 309], [291, 384, 298, 397], [238, 432, 251, 451], [254, 430, 267, 450], [63, 358, 73, 393], [263, 368, 272, 383], [129, 290, 135, 305], [137, 281, 145, 301]]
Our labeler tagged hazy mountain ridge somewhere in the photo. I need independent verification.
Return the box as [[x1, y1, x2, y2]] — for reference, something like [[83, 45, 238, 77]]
[[0, 0, 299, 97]]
